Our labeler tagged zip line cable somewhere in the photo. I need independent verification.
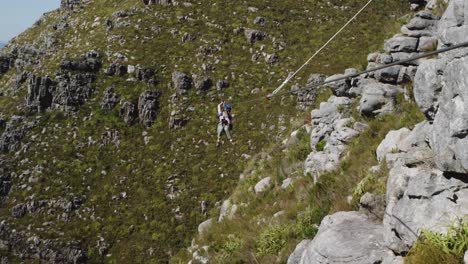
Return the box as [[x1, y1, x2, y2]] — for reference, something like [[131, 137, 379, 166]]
[[270, 0, 375, 96], [232, 41, 468, 106]]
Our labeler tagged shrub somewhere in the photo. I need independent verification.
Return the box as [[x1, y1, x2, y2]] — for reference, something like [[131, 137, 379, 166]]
[[406, 218, 468, 264], [256, 225, 289, 256], [315, 140, 327, 152]]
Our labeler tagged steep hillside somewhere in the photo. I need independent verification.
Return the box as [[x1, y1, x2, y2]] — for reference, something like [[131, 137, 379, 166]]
[[0, 0, 411, 262]]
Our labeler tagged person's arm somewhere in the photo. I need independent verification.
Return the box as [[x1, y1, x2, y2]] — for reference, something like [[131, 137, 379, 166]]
[[217, 103, 223, 121]]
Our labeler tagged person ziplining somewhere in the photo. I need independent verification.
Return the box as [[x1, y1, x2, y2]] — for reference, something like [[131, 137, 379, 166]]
[[216, 101, 233, 147]]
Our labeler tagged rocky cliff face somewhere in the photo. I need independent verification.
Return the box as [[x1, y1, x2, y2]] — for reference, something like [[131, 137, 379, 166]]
[[289, 0, 468, 263], [0, 0, 411, 262]]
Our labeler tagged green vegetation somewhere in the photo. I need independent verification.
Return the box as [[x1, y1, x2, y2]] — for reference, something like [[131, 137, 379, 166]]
[[174, 89, 424, 262], [406, 218, 468, 264], [0, 0, 413, 262]]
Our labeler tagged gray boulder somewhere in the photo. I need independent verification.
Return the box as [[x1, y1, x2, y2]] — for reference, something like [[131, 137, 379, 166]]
[[53, 72, 95, 112], [384, 36, 418, 53], [26, 75, 54, 112], [325, 74, 351, 96], [172, 71, 192, 94], [376, 128, 411, 162], [358, 79, 400, 117], [413, 59, 445, 119], [293, 74, 326, 110], [294, 211, 390, 264], [374, 65, 403, 84], [244, 29, 267, 43], [288, 240, 312, 264], [11, 203, 27, 218], [254, 177, 271, 193], [138, 91, 161, 128], [417, 36, 438, 52], [384, 162, 468, 253], [119, 102, 138, 125], [406, 17, 437, 30], [198, 218, 213, 236], [101, 86, 120, 111], [429, 56, 468, 173]]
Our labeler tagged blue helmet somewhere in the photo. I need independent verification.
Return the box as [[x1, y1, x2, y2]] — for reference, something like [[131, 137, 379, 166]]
[[224, 104, 232, 110]]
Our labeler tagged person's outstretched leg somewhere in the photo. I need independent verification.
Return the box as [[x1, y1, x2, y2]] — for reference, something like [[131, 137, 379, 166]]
[[224, 124, 232, 142], [216, 123, 223, 146]]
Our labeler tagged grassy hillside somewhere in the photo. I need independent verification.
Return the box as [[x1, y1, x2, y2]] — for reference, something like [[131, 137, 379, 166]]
[[0, 0, 411, 262]]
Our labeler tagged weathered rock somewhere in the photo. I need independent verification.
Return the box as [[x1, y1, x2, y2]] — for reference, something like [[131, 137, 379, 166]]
[[254, 17, 266, 25], [11, 204, 27, 218], [417, 36, 438, 52], [413, 59, 445, 119], [287, 240, 312, 264], [359, 192, 385, 221], [294, 211, 390, 264], [198, 218, 213, 236], [119, 102, 138, 125], [254, 177, 271, 193], [325, 74, 351, 97], [358, 79, 400, 117], [105, 62, 127, 76], [0, 55, 14, 77], [135, 67, 155, 82], [244, 29, 267, 43], [292, 74, 325, 110], [26, 75, 54, 112], [406, 17, 437, 30], [376, 127, 411, 162], [384, 36, 419, 53], [60, 0, 83, 10], [0, 116, 30, 153], [59, 51, 102, 73], [384, 163, 468, 253], [193, 76, 212, 91], [101, 86, 120, 110], [218, 199, 237, 222], [53, 72, 95, 112], [374, 65, 403, 84], [143, 0, 172, 5], [172, 71, 192, 94], [138, 90, 161, 128]]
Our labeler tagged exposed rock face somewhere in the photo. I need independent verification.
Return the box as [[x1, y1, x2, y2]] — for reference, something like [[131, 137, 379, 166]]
[[384, 36, 419, 53], [138, 91, 161, 128], [26, 75, 54, 112], [413, 0, 468, 173], [0, 54, 14, 77], [53, 72, 95, 112], [101, 86, 120, 110], [289, 212, 391, 264], [244, 29, 267, 43], [0, 116, 32, 153], [0, 220, 86, 263], [105, 62, 127, 76], [304, 96, 360, 180], [61, 0, 83, 10], [254, 177, 271, 193], [119, 102, 138, 125], [172, 71, 192, 94], [142, 0, 172, 5], [292, 74, 325, 110], [59, 51, 102, 73], [358, 79, 401, 117]]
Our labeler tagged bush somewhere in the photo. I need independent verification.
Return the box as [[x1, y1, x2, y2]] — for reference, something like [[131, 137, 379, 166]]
[[315, 140, 327, 152], [256, 225, 289, 256], [406, 218, 468, 264]]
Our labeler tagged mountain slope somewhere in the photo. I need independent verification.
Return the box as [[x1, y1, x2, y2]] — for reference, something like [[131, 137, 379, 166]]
[[0, 0, 410, 262]]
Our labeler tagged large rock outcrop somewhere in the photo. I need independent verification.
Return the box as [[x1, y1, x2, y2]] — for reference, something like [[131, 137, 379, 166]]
[[288, 211, 393, 264]]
